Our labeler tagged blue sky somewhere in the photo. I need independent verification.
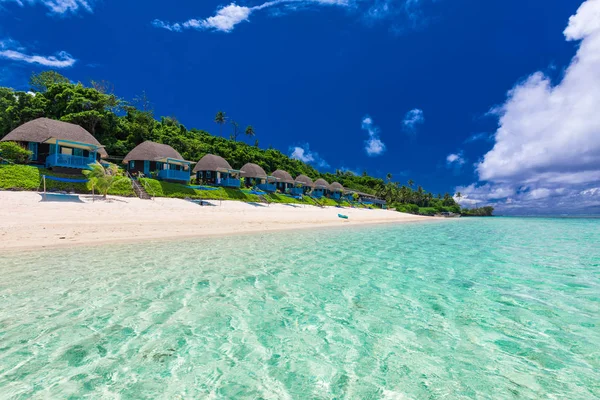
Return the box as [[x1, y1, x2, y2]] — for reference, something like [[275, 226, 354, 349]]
[[1, 0, 599, 214]]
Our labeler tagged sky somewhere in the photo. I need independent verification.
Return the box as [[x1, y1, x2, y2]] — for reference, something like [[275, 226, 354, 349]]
[[1, 0, 598, 215]]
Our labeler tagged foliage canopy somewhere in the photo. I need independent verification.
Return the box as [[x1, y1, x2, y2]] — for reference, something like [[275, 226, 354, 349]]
[[0, 73, 483, 215]]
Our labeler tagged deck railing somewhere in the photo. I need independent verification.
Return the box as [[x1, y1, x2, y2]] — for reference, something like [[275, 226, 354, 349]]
[[257, 183, 277, 193], [46, 153, 96, 169], [158, 169, 190, 182], [216, 178, 241, 188]]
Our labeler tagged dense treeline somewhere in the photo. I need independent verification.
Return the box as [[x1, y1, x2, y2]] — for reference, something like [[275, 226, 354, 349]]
[[461, 206, 495, 217], [0, 71, 490, 215]]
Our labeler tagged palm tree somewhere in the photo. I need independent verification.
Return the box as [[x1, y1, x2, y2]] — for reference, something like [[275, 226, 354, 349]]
[[214, 111, 226, 137], [83, 163, 123, 199], [456, 192, 462, 199], [386, 173, 392, 182], [407, 179, 414, 188], [230, 120, 240, 141], [245, 125, 255, 143]]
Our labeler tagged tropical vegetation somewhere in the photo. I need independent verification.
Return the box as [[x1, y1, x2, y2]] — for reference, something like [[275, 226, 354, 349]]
[[0, 70, 493, 216], [82, 163, 126, 199]]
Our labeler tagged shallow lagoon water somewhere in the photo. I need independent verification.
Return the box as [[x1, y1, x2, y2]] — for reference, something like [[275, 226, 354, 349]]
[[0, 218, 599, 399]]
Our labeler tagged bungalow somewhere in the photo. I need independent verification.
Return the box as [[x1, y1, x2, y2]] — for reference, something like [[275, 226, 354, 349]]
[[0, 118, 107, 173], [241, 163, 277, 193], [344, 190, 387, 209], [193, 154, 241, 188], [312, 178, 329, 198], [328, 182, 344, 200], [294, 175, 313, 195], [123, 141, 192, 183], [271, 170, 295, 193]]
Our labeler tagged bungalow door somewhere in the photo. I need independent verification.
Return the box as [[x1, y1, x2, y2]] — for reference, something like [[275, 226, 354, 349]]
[[28, 142, 38, 161], [143, 160, 150, 175]]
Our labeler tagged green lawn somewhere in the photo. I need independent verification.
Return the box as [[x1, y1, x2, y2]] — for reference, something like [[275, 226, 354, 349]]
[[0, 164, 134, 196], [0, 164, 361, 208]]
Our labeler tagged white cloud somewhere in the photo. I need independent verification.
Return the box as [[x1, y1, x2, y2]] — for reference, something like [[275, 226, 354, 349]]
[[0, 40, 76, 68], [402, 108, 424, 133], [151, 19, 182, 32], [1, 0, 92, 14], [446, 152, 465, 166], [289, 144, 329, 168], [153, 0, 349, 33], [464, 132, 493, 143], [362, 114, 386, 156], [456, 0, 600, 214], [191, 3, 253, 32]]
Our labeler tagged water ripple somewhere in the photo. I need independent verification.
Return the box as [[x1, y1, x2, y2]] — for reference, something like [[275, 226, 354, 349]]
[[0, 218, 599, 398]]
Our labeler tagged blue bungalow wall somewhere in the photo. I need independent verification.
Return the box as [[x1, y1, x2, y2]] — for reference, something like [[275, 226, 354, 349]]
[[196, 170, 240, 188], [12, 140, 100, 172], [244, 177, 276, 193], [330, 191, 342, 200], [276, 181, 293, 193], [312, 188, 326, 198], [127, 160, 190, 182]]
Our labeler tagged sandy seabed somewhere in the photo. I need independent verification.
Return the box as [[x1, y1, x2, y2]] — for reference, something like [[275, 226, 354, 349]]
[[0, 191, 440, 251]]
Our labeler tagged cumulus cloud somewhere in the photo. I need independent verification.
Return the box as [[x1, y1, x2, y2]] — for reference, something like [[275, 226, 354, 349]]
[[0, 40, 76, 68], [153, 0, 349, 33], [362, 115, 386, 156], [455, 0, 600, 214], [1, 0, 92, 14], [289, 144, 329, 168], [402, 108, 424, 134]]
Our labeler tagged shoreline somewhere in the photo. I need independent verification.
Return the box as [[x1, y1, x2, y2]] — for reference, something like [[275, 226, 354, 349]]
[[0, 191, 446, 253]]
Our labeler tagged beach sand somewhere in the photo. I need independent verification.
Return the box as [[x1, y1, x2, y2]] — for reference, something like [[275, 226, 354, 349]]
[[0, 191, 440, 251]]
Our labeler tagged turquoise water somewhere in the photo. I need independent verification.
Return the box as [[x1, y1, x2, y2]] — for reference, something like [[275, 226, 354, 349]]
[[1, 218, 599, 399]]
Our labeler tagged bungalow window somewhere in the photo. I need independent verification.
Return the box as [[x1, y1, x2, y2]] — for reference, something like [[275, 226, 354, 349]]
[[74, 148, 83, 158], [61, 147, 73, 155], [129, 160, 135, 169]]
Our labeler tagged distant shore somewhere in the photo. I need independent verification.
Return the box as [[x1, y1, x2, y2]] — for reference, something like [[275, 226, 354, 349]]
[[0, 191, 444, 251]]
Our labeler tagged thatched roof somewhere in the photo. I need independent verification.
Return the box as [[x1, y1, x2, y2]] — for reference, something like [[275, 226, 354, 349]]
[[123, 141, 185, 163], [314, 178, 329, 189], [295, 174, 314, 187], [240, 163, 267, 179], [1, 118, 108, 157], [329, 182, 344, 192], [346, 190, 377, 199], [193, 154, 233, 173], [272, 170, 294, 184]]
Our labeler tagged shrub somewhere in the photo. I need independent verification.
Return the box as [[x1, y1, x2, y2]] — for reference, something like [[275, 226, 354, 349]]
[[83, 163, 127, 199], [418, 207, 438, 216], [0, 141, 32, 164], [395, 203, 419, 214]]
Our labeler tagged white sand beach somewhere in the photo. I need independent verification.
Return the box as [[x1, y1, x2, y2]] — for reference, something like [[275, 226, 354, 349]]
[[0, 191, 440, 251]]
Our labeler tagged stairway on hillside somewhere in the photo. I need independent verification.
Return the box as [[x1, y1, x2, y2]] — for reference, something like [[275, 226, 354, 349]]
[[258, 194, 271, 205], [130, 177, 152, 200], [308, 196, 324, 208]]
